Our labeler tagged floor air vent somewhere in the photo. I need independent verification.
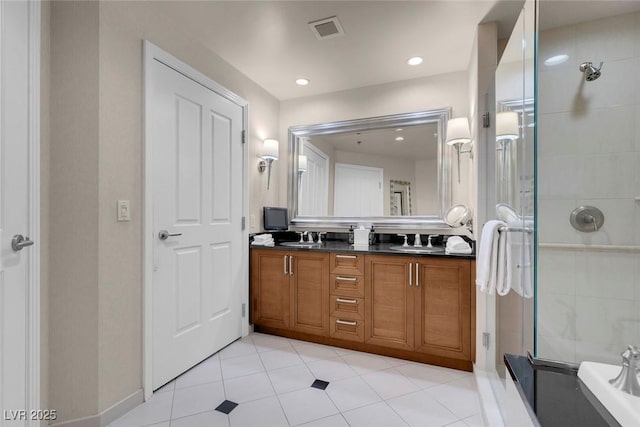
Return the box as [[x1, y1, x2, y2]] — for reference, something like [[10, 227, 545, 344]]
[[308, 16, 344, 40]]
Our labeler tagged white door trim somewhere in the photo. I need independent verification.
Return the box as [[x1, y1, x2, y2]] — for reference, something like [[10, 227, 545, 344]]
[[26, 1, 41, 420], [142, 41, 249, 400]]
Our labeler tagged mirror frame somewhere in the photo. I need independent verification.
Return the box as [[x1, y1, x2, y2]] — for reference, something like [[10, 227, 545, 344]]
[[287, 108, 454, 230]]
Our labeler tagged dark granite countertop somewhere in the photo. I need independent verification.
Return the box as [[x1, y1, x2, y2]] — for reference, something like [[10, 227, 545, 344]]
[[250, 240, 475, 259], [504, 354, 620, 427]]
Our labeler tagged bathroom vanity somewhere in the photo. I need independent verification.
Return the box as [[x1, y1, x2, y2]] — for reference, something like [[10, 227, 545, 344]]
[[250, 243, 475, 371]]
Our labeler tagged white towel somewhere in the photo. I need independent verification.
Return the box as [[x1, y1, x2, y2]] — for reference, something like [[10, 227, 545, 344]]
[[252, 234, 275, 247], [445, 236, 472, 254], [476, 220, 506, 294]]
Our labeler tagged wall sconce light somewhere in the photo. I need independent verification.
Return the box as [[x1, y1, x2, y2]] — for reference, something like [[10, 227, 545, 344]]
[[496, 111, 520, 141], [298, 155, 308, 174], [446, 117, 472, 183], [258, 138, 279, 190]]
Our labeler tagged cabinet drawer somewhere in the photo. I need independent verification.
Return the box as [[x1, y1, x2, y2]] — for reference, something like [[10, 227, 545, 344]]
[[330, 316, 364, 343], [330, 253, 364, 275], [329, 274, 364, 298], [330, 296, 364, 320]]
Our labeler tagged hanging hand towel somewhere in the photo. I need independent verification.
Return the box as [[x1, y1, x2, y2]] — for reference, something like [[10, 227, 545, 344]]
[[476, 220, 506, 294]]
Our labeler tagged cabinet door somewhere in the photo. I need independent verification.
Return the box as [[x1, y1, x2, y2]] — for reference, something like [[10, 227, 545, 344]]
[[365, 255, 414, 350], [251, 249, 290, 329], [290, 252, 330, 336], [414, 258, 471, 360]]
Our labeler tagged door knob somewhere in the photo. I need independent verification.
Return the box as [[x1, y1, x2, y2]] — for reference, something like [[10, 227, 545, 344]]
[[12, 235, 34, 251], [158, 230, 183, 240]]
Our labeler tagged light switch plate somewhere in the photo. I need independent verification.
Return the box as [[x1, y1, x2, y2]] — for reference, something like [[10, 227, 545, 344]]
[[117, 200, 130, 222]]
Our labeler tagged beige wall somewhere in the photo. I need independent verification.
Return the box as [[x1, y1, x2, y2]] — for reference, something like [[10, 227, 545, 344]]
[[279, 72, 472, 215], [49, 1, 101, 421], [47, 1, 280, 422]]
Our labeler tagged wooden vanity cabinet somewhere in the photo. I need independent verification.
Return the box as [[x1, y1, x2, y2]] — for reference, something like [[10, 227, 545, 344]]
[[251, 249, 290, 329], [364, 254, 473, 361], [251, 248, 475, 371], [414, 257, 472, 361], [329, 253, 365, 342], [290, 251, 330, 336], [364, 255, 414, 350], [251, 249, 329, 336]]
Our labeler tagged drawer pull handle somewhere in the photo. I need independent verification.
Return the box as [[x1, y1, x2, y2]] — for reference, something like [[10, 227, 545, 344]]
[[284, 255, 288, 275], [336, 276, 357, 282], [409, 262, 412, 286], [335, 254, 357, 259], [336, 319, 357, 326], [336, 298, 357, 304]]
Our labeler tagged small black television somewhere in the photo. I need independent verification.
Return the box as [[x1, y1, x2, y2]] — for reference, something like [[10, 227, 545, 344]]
[[263, 207, 288, 231]]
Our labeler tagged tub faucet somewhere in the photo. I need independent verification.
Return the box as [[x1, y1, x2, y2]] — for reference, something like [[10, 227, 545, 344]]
[[609, 345, 640, 397]]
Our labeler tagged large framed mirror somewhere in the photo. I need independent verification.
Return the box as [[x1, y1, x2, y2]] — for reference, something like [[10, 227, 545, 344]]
[[287, 108, 455, 230]]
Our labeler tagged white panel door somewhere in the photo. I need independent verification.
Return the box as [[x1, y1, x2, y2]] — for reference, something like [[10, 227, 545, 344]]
[[1, 1, 39, 425], [149, 59, 243, 389], [299, 141, 328, 216], [334, 163, 383, 216]]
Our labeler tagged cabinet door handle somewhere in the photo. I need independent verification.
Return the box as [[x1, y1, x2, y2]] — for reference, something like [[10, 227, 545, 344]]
[[416, 263, 420, 286], [289, 255, 294, 276], [336, 276, 357, 282], [409, 262, 412, 286], [336, 298, 357, 304], [284, 255, 288, 275], [336, 319, 357, 326], [336, 254, 357, 259]]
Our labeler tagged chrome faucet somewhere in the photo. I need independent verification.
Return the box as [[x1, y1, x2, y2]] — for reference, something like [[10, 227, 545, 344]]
[[298, 231, 306, 242], [307, 232, 315, 243], [609, 345, 640, 397], [317, 232, 326, 244]]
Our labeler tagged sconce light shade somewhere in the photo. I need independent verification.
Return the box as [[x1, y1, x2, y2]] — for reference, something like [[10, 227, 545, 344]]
[[496, 112, 519, 141], [298, 155, 308, 172], [446, 117, 471, 146], [262, 138, 279, 160]]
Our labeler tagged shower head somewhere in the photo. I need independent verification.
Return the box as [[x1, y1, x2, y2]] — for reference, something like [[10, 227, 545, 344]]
[[579, 61, 603, 81]]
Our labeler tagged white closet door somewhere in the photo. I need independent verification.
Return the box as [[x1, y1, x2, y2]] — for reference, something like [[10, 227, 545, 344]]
[[299, 142, 328, 216], [333, 163, 383, 217], [148, 57, 243, 390]]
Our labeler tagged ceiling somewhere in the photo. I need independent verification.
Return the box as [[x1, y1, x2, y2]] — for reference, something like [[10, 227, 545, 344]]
[[155, 1, 503, 100], [312, 123, 439, 161]]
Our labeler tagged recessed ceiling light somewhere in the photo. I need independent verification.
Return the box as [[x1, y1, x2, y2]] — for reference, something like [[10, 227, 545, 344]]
[[396, 128, 403, 132], [395, 136, 405, 142], [407, 56, 423, 66], [296, 78, 310, 86], [544, 54, 569, 67]]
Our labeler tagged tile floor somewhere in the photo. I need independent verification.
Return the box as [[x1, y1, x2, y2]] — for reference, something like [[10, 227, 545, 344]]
[[109, 333, 485, 427]]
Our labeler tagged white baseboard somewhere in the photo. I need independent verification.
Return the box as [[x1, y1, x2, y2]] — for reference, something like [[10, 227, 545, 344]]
[[50, 389, 143, 427], [473, 366, 505, 427]]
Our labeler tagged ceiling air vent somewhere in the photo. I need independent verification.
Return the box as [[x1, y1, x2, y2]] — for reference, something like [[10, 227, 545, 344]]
[[308, 16, 344, 40]]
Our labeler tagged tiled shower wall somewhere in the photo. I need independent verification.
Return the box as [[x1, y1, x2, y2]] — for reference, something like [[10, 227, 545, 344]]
[[537, 11, 640, 364]]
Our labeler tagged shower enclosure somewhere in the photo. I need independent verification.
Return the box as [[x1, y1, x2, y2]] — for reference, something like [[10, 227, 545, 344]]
[[482, 0, 640, 424]]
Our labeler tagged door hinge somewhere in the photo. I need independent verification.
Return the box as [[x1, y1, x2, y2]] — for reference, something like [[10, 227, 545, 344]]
[[482, 332, 490, 348], [241, 216, 246, 230], [241, 130, 247, 144], [482, 112, 491, 128], [242, 303, 246, 318]]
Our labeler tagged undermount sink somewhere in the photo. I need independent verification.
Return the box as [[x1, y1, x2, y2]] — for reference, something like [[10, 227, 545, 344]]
[[389, 245, 445, 254], [279, 241, 322, 248], [578, 361, 640, 426]]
